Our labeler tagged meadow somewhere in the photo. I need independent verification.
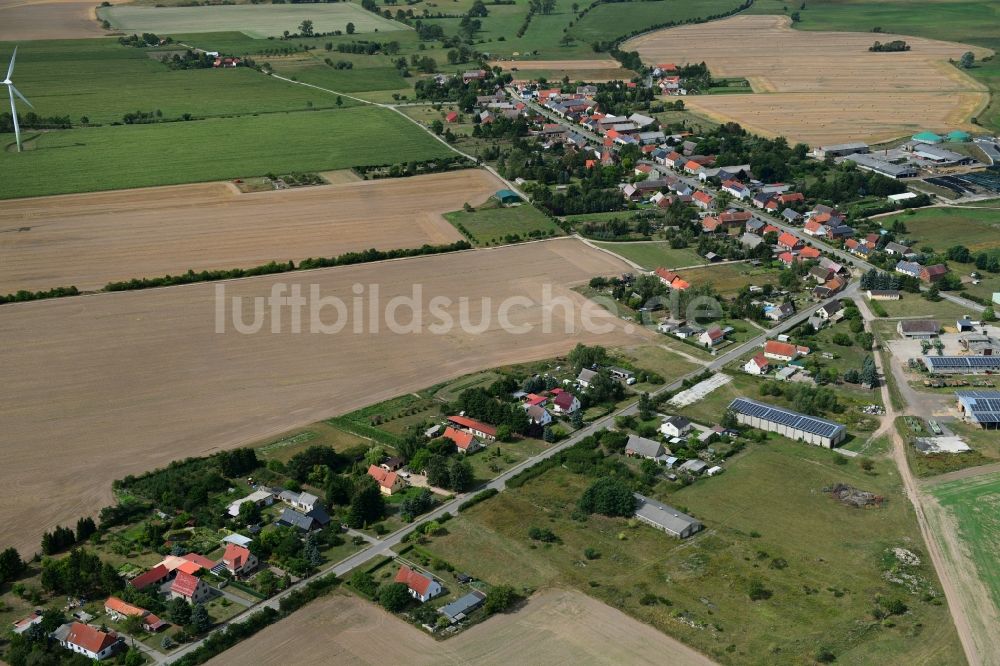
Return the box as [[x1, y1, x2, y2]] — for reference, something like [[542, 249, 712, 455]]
[[444, 204, 564, 246], [0, 38, 360, 125], [878, 207, 1000, 256], [930, 473, 1000, 609], [571, 0, 744, 45], [592, 241, 704, 270], [422, 439, 963, 664], [0, 106, 454, 199], [98, 4, 405, 38]]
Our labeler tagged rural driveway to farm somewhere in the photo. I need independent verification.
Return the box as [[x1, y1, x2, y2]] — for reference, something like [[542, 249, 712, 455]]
[[162, 290, 845, 664]]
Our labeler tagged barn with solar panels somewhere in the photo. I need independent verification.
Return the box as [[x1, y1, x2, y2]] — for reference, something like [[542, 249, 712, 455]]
[[922, 356, 1000, 374], [956, 391, 1000, 430], [728, 398, 847, 448]]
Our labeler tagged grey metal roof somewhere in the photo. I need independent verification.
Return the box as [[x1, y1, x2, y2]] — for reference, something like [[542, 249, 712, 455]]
[[728, 398, 846, 439], [633, 493, 702, 535], [438, 590, 487, 622], [626, 434, 663, 458], [844, 153, 917, 178]]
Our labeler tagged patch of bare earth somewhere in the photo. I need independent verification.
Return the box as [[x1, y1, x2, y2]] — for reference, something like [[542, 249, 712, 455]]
[[0, 238, 647, 554], [624, 15, 991, 145], [0, 169, 501, 293], [0, 0, 109, 40], [207, 589, 717, 665]]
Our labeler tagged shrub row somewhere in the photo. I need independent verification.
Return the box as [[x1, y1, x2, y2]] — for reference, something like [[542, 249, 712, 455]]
[[458, 487, 498, 511]]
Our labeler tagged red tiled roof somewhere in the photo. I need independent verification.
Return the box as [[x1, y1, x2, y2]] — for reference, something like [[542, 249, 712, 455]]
[[131, 564, 168, 591], [448, 415, 497, 437], [720, 211, 751, 223], [223, 544, 251, 571], [779, 192, 804, 203], [750, 354, 769, 369], [778, 251, 795, 264], [524, 393, 547, 406], [702, 216, 721, 231], [171, 571, 203, 598], [762, 224, 780, 235], [183, 553, 216, 570], [395, 565, 435, 596], [693, 191, 713, 204], [105, 597, 144, 618], [65, 622, 118, 655], [684, 160, 702, 171], [804, 220, 824, 233], [654, 267, 678, 282], [777, 232, 800, 248], [764, 340, 798, 358], [799, 247, 820, 259], [553, 392, 576, 409], [443, 426, 476, 451], [367, 464, 400, 489]]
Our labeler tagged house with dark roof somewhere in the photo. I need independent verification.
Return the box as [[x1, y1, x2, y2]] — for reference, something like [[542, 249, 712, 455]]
[[920, 264, 949, 283], [633, 493, 703, 538], [660, 415, 691, 438], [625, 434, 664, 459], [395, 565, 442, 603], [895, 260, 923, 279], [276, 506, 331, 531], [897, 320, 939, 338], [439, 590, 487, 624]]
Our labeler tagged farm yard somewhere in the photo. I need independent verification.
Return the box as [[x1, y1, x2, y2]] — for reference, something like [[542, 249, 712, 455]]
[[625, 15, 990, 144], [207, 588, 714, 665], [97, 4, 407, 38], [419, 440, 963, 664], [0, 238, 645, 556], [0, 169, 501, 293], [0, 107, 454, 199]]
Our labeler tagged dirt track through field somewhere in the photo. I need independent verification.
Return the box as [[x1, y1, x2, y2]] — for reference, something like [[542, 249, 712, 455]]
[[208, 589, 717, 665], [0, 0, 107, 40], [0, 238, 646, 555], [0, 170, 501, 293], [624, 15, 991, 145]]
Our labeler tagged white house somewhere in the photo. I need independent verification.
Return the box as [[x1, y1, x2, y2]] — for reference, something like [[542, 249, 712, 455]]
[[551, 391, 580, 413], [744, 354, 770, 376], [222, 544, 258, 578], [577, 368, 597, 387], [699, 327, 726, 348], [525, 404, 553, 426], [660, 415, 692, 438], [56, 623, 122, 661], [395, 565, 442, 603]]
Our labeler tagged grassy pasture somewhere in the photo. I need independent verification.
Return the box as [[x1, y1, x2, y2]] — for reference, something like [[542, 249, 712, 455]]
[[98, 4, 406, 38], [422, 440, 963, 664], [930, 472, 1000, 610], [680, 262, 780, 296], [0, 106, 454, 199], [0, 39, 360, 125], [267, 54, 411, 94], [444, 204, 564, 245], [879, 207, 1000, 256], [572, 0, 744, 45], [592, 241, 704, 270]]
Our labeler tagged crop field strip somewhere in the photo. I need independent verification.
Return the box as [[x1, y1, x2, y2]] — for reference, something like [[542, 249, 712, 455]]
[[0, 169, 503, 293], [0, 238, 646, 556], [625, 15, 990, 145]]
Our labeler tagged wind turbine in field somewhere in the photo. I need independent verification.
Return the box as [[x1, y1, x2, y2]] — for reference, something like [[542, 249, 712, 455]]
[[3, 47, 33, 153]]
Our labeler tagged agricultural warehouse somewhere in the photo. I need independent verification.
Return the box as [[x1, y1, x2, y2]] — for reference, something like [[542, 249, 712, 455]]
[[728, 398, 847, 448], [955, 391, 1000, 429], [923, 356, 1000, 374], [632, 493, 703, 539], [897, 320, 940, 339], [495, 189, 523, 205]]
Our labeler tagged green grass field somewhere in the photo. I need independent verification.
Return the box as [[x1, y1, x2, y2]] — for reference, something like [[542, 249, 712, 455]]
[[0, 39, 362, 125], [681, 262, 781, 296], [746, 0, 1000, 130], [880, 207, 1000, 255], [422, 439, 963, 664], [98, 4, 407, 38], [572, 0, 744, 44], [930, 472, 1000, 609], [0, 107, 454, 199], [444, 204, 564, 245], [592, 241, 704, 270]]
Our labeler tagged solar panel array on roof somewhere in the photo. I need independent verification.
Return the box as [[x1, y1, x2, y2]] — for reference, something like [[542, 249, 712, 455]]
[[956, 390, 1000, 424], [728, 398, 844, 438], [925, 356, 1000, 370]]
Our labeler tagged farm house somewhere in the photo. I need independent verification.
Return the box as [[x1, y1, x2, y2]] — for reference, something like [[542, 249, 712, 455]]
[[728, 398, 847, 448]]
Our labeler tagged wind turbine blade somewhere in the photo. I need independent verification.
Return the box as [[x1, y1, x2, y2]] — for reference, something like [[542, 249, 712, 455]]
[[6, 46, 16, 81], [11, 84, 32, 109], [9, 85, 21, 152]]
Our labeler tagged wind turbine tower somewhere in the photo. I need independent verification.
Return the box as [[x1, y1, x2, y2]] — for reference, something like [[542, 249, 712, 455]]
[[3, 47, 34, 153]]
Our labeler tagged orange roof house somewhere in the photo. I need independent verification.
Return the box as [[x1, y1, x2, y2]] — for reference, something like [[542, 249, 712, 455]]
[[443, 426, 482, 453], [367, 465, 405, 495], [395, 565, 442, 602]]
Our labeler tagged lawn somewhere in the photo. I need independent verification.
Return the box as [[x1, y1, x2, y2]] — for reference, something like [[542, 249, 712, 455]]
[[421, 440, 963, 664], [592, 241, 704, 270], [879, 207, 1000, 256], [875, 295, 979, 321], [681, 262, 781, 296], [444, 203, 564, 246], [0, 38, 360, 125], [745, 0, 1000, 131], [0, 106, 455, 199], [930, 472, 1000, 610], [612, 343, 702, 383], [98, 4, 407, 38]]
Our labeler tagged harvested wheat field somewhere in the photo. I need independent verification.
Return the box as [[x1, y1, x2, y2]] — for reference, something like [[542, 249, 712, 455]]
[[208, 589, 716, 666], [493, 59, 634, 82], [0, 0, 107, 40], [0, 238, 646, 554], [625, 15, 992, 145], [0, 169, 500, 293]]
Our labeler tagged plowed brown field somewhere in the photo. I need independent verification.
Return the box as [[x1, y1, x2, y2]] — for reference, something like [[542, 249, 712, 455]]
[[208, 589, 716, 666], [0, 170, 502, 293], [625, 15, 991, 145], [0, 238, 646, 554], [0, 0, 107, 40]]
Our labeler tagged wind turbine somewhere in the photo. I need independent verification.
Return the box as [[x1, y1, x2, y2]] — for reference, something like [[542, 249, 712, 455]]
[[3, 47, 33, 153]]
